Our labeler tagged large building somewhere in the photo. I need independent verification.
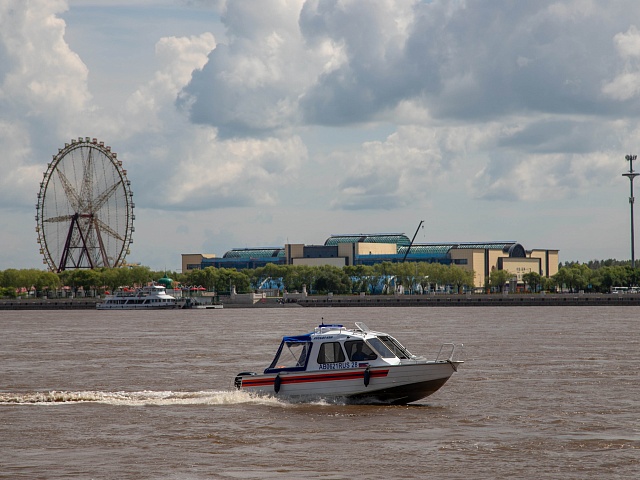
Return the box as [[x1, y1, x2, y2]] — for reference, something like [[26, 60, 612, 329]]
[[181, 233, 559, 289]]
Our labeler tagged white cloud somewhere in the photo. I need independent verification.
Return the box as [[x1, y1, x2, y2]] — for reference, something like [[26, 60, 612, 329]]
[[602, 26, 640, 101], [179, 0, 316, 137], [117, 27, 307, 211], [125, 32, 216, 132], [160, 133, 307, 209], [0, 0, 92, 208], [0, 0, 90, 118], [612, 25, 640, 58]]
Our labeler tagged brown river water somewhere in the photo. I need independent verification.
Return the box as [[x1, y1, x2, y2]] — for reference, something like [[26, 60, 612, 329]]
[[1, 307, 638, 479]]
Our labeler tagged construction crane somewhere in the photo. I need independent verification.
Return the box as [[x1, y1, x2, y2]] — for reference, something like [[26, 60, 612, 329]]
[[402, 220, 424, 263]]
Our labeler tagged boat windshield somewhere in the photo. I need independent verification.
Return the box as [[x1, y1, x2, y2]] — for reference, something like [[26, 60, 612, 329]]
[[367, 335, 412, 359], [266, 340, 311, 371]]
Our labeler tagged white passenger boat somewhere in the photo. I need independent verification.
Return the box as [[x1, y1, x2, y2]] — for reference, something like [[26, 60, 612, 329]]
[[96, 284, 178, 310], [234, 322, 463, 404]]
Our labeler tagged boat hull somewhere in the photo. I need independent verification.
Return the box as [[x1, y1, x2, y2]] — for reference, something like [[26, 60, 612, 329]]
[[96, 304, 178, 310], [237, 361, 459, 405]]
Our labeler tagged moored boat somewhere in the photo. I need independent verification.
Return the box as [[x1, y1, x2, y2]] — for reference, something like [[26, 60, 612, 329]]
[[234, 322, 463, 404], [96, 284, 178, 310]]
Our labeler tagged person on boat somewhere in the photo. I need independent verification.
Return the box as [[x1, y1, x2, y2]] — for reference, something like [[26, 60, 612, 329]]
[[351, 342, 372, 361]]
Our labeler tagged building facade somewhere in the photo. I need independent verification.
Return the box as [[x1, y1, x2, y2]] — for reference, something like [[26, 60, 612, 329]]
[[182, 233, 559, 289]]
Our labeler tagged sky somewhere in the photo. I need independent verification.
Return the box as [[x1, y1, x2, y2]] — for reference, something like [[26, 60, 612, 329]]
[[2, 0, 640, 272]]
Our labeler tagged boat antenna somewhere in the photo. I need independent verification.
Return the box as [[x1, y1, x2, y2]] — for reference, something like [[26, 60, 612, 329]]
[[402, 220, 424, 263]]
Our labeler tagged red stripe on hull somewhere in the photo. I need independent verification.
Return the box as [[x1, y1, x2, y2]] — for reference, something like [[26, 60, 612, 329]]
[[241, 369, 388, 388]]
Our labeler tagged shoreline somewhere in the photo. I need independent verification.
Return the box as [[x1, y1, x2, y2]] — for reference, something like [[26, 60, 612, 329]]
[[296, 292, 640, 307], [2, 293, 640, 309]]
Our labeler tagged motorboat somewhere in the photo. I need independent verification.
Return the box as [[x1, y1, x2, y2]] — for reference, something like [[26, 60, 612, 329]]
[[96, 284, 178, 310], [234, 322, 463, 404]]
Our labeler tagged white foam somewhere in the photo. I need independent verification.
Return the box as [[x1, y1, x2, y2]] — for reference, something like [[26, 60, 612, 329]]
[[0, 389, 286, 406]]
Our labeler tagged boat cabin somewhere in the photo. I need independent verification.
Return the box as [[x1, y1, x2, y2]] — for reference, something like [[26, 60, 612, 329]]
[[264, 323, 418, 374]]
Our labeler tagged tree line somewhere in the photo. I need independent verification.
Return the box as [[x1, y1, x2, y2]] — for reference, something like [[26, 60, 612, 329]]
[[0, 262, 475, 297], [1, 259, 638, 298]]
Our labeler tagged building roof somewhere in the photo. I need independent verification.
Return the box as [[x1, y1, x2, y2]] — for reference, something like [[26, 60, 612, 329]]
[[452, 242, 517, 250], [396, 241, 526, 259], [398, 244, 454, 256], [325, 233, 411, 246], [223, 248, 285, 259], [218, 239, 526, 262]]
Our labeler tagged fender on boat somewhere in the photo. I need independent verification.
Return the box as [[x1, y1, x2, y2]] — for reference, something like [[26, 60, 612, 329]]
[[363, 366, 371, 387], [274, 373, 282, 393]]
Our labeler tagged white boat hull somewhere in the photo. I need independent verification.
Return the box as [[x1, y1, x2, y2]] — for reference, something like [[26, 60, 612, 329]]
[[237, 361, 460, 404], [96, 303, 177, 310]]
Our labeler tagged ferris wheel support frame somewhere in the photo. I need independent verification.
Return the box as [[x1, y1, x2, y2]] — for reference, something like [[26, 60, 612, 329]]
[[58, 213, 105, 272]]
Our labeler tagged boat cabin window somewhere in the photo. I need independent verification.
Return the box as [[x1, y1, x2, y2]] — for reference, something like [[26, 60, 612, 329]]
[[316, 342, 346, 364], [267, 341, 311, 370], [368, 336, 412, 359], [345, 340, 377, 361]]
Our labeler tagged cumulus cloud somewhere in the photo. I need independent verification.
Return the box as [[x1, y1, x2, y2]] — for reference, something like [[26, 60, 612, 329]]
[[329, 121, 495, 210], [163, 134, 307, 209], [0, 0, 91, 206], [602, 26, 640, 101], [178, 0, 315, 137], [119, 28, 307, 211], [298, 0, 416, 125], [0, 0, 90, 116], [126, 32, 216, 133], [171, 0, 640, 209]]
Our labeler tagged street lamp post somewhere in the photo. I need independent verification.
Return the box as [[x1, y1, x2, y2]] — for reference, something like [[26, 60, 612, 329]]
[[623, 154, 639, 268]]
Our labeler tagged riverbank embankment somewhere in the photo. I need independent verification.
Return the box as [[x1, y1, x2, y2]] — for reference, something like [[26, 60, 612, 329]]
[[296, 292, 640, 307], [2, 293, 640, 309]]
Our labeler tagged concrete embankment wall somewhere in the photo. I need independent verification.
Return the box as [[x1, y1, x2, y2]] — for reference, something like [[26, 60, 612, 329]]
[[0, 299, 100, 310], [3, 293, 640, 309], [296, 293, 640, 307]]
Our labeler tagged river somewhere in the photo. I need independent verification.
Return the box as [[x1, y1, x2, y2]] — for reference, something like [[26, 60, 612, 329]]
[[1, 307, 638, 479]]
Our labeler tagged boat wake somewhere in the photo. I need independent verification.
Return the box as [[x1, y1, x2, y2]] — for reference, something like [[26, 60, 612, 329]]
[[0, 389, 283, 406]]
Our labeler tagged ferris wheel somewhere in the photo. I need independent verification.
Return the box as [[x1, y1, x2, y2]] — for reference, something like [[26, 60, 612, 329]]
[[36, 137, 135, 272]]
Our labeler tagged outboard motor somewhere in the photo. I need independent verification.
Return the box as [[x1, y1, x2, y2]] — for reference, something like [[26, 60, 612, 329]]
[[234, 371, 257, 389]]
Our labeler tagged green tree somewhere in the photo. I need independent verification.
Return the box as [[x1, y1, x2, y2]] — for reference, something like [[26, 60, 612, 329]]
[[212, 268, 250, 294], [1, 269, 25, 289], [552, 267, 572, 292], [572, 264, 591, 291], [522, 271, 542, 293], [34, 271, 60, 294], [449, 265, 475, 293], [184, 266, 220, 291], [129, 266, 153, 286], [250, 264, 287, 291], [372, 262, 394, 294], [426, 262, 450, 292], [539, 276, 554, 292], [314, 265, 351, 294], [344, 265, 371, 293], [552, 264, 592, 292], [100, 267, 133, 292], [489, 269, 512, 293]]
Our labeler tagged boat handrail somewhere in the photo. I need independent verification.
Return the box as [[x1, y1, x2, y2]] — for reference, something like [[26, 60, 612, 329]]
[[435, 343, 462, 362]]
